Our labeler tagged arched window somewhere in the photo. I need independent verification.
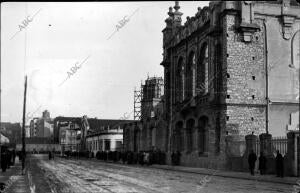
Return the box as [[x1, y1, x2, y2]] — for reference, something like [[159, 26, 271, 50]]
[[150, 127, 156, 148], [291, 31, 299, 100], [198, 116, 209, 154], [185, 52, 196, 99], [186, 119, 195, 152], [291, 30, 300, 69], [176, 58, 184, 102], [197, 43, 209, 95], [214, 43, 222, 95], [173, 122, 183, 152]]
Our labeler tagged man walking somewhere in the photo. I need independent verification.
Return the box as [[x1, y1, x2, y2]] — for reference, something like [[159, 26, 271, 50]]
[[1, 150, 7, 172], [248, 150, 257, 175], [275, 150, 284, 177]]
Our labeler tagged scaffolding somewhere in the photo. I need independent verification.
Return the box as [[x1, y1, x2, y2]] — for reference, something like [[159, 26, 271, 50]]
[[134, 76, 164, 121], [134, 86, 142, 120]]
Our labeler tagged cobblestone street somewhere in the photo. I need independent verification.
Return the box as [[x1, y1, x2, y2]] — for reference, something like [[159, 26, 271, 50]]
[[25, 155, 295, 193]]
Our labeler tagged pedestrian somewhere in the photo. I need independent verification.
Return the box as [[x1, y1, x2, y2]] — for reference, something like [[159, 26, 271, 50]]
[[171, 151, 175, 165], [275, 150, 284, 177], [258, 151, 267, 175], [139, 151, 144, 165], [176, 150, 181, 165], [144, 151, 149, 166], [1, 151, 7, 172], [12, 150, 16, 166], [7, 150, 11, 169], [48, 151, 52, 160], [248, 150, 257, 175]]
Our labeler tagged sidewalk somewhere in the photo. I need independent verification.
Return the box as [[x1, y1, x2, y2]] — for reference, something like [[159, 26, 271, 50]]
[[0, 159, 31, 193], [151, 164, 299, 186]]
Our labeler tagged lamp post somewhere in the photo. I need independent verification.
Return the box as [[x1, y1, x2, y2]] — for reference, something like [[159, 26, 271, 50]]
[[21, 76, 27, 174]]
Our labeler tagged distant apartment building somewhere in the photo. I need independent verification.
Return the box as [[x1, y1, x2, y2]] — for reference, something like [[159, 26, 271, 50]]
[[29, 110, 54, 138], [25, 125, 30, 138]]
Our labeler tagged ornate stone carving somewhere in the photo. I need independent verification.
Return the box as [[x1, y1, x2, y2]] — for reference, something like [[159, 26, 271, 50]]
[[201, 8, 210, 23], [280, 15, 295, 40]]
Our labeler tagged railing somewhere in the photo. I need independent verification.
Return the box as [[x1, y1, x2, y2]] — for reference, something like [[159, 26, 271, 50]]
[[272, 136, 288, 156], [254, 138, 260, 156], [254, 136, 288, 156]]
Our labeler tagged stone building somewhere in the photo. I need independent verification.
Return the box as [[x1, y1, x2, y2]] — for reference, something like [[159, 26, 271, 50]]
[[123, 76, 166, 152], [160, 1, 299, 169]]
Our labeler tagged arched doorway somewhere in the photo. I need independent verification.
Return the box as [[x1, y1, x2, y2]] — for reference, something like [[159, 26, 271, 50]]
[[186, 119, 195, 152], [173, 121, 183, 152]]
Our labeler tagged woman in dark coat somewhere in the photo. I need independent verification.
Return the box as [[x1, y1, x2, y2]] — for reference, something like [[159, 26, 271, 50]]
[[248, 150, 257, 175], [258, 151, 267, 175]]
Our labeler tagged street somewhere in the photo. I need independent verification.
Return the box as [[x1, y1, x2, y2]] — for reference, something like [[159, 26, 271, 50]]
[[26, 155, 294, 193]]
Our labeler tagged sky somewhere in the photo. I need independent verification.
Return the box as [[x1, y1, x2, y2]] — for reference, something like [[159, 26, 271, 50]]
[[1, 1, 210, 124]]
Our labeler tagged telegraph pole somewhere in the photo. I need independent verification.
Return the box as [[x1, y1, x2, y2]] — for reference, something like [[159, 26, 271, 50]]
[[22, 76, 27, 174]]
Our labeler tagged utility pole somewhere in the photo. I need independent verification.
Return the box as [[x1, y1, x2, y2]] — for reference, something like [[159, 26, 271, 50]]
[[22, 76, 27, 174]]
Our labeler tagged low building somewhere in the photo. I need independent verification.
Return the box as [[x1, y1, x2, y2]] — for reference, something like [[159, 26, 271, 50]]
[[86, 119, 134, 155]]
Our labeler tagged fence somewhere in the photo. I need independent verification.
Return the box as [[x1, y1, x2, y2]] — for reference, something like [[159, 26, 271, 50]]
[[272, 136, 288, 156], [254, 136, 287, 156]]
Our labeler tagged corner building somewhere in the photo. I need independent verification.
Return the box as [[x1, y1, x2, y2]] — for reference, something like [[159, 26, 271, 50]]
[[161, 1, 299, 169]]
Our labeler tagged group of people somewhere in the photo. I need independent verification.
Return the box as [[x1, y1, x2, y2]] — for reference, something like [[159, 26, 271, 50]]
[[121, 150, 166, 165], [248, 150, 284, 177], [1, 149, 16, 172], [64, 149, 167, 166]]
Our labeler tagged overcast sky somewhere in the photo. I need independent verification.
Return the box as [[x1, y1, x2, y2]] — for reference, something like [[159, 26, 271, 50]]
[[1, 1, 209, 124]]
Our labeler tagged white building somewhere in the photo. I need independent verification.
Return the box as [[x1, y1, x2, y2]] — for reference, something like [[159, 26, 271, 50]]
[[85, 119, 132, 155], [86, 127, 123, 155]]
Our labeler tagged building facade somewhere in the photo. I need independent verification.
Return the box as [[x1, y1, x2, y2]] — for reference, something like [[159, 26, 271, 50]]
[[59, 122, 80, 152], [123, 76, 167, 152], [158, 1, 299, 169]]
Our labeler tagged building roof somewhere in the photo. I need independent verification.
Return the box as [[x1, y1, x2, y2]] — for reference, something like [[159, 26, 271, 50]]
[[53, 116, 135, 135], [16, 137, 55, 144], [87, 119, 135, 134]]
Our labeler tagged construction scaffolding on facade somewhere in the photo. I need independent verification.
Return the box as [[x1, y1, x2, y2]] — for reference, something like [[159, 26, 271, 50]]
[[134, 76, 164, 121], [134, 86, 142, 120], [140, 76, 164, 120]]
